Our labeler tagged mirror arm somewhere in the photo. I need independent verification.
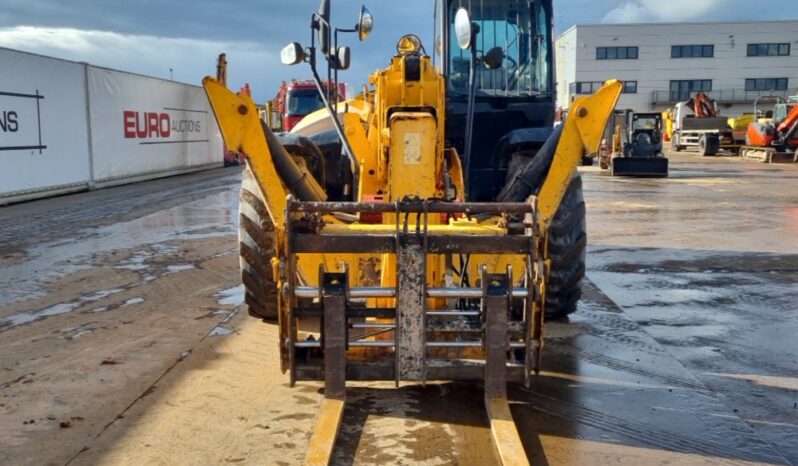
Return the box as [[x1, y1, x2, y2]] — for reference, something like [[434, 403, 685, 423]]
[[307, 28, 359, 199], [334, 27, 339, 106], [462, 27, 479, 197], [333, 26, 359, 104]]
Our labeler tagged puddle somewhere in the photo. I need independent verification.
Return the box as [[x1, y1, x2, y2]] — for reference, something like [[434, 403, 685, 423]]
[[60, 324, 94, 340], [0, 189, 238, 306], [166, 264, 196, 273], [1, 287, 125, 330], [206, 301, 239, 337], [208, 325, 234, 336], [121, 297, 145, 307], [217, 285, 244, 306]]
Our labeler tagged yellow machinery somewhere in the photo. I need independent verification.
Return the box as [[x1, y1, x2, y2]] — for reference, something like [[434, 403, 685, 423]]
[[203, 3, 620, 464], [598, 110, 668, 177]]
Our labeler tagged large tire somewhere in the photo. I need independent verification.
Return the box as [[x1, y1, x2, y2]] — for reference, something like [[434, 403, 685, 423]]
[[238, 166, 279, 320], [698, 134, 719, 156], [672, 134, 683, 152], [698, 135, 708, 156], [497, 126, 587, 320], [706, 134, 720, 156], [545, 175, 586, 320]]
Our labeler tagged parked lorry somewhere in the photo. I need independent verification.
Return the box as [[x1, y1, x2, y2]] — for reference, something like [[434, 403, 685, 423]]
[[264, 80, 346, 132], [668, 92, 736, 156]]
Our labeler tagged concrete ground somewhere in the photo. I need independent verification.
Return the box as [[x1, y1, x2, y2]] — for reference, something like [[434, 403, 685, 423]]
[[0, 153, 796, 466]]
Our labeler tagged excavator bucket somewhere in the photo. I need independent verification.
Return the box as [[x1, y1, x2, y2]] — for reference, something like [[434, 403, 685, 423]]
[[611, 156, 669, 177]]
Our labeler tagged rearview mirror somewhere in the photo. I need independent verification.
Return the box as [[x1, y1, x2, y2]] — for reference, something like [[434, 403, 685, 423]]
[[317, 0, 331, 55], [454, 8, 472, 50], [482, 46, 504, 69], [335, 46, 351, 70], [358, 5, 373, 41], [281, 42, 305, 65]]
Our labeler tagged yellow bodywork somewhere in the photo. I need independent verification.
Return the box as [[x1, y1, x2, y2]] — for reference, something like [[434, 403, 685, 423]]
[[202, 54, 621, 312]]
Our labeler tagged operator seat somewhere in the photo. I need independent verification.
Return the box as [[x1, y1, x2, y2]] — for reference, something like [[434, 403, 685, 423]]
[[632, 131, 657, 157]]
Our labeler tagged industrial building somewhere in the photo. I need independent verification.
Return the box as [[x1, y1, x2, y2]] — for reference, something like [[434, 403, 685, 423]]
[[556, 20, 798, 114]]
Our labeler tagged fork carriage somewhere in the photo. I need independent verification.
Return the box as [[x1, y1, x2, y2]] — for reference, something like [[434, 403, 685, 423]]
[[280, 197, 549, 389]]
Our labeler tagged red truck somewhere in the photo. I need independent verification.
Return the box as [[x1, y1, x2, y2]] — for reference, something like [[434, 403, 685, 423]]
[[265, 80, 346, 132]]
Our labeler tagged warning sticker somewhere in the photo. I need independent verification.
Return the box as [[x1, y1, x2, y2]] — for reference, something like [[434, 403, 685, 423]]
[[403, 132, 422, 165]]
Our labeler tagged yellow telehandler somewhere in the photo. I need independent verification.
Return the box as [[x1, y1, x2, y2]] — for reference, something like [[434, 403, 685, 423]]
[[203, 1, 620, 464]]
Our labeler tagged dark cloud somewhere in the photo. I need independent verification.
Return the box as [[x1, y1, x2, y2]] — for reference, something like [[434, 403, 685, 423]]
[[0, 0, 795, 101]]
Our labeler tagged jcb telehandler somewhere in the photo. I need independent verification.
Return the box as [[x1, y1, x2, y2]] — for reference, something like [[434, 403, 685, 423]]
[[203, 1, 620, 464]]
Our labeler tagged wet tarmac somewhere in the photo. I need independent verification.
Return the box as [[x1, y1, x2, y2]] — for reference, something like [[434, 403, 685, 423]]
[[0, 168, 246, 466], [1, 154, 796, 465], [582, 152, 798, 464]]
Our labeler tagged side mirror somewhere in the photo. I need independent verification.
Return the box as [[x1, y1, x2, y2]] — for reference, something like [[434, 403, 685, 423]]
[[335, 46, 351, 70], [454, 8, 472, 50], [482, 46, 504, 69], [281, 42, 306, 65], [317, 0, 331, 55], [358, 5, 373, 41]]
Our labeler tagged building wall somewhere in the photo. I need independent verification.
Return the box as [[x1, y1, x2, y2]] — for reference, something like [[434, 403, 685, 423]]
[[555, 26, 577, 111], [556, 21, 798, 116]]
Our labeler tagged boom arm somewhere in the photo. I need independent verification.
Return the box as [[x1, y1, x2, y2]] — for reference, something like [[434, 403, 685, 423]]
[[537, 80, 622, 230], [202, 77, 327, 229], [686, 92, 718, 118], [776, 103, 798, 140]]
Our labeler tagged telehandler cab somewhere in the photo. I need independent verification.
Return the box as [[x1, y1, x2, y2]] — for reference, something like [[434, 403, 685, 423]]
[[202, 1, 621, 463]]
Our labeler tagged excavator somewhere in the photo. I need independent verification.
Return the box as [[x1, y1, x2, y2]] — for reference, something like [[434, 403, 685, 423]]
[[202, 1, 620, 464], [740, 96, 798, 163]]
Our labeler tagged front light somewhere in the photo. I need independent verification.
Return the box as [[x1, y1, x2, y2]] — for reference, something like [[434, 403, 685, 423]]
[[396, 34, 422, 55]]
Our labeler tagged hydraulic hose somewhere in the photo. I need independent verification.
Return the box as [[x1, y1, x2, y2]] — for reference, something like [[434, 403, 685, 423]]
[[497, 123, 563, 203], [261, 121, 327, 202]]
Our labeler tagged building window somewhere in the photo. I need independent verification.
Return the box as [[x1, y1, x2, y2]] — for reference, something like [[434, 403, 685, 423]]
[[747, 43, 790, 56], [573, 81, 636, 94], [569, 82, 576, 95], [671, 44, 714, 58], [596, 46, 638, 60], [669, 79, 712, 100], [575, 81, 603, 94], [745, 78, 789, 91]]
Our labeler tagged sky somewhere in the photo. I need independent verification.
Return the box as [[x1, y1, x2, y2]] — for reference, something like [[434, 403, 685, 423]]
[[0, 0, 796, 102]]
